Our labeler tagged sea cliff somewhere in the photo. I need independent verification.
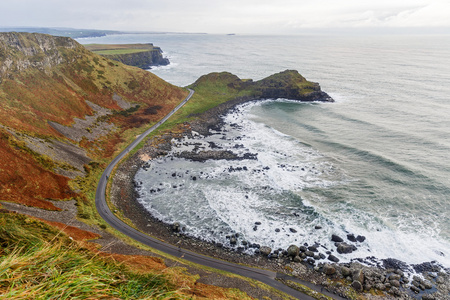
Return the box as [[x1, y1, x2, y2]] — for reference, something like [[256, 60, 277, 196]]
[[85, 43, 169, 69]]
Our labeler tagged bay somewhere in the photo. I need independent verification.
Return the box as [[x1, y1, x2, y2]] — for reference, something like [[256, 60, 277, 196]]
[[79, 33, 450, 267]]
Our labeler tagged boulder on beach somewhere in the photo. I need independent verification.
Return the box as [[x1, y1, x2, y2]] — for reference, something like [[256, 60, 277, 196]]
[[287, 245, 300, 258], [172, 222, 181, 232], [323, 264, 336, 275], [351, 280, 363, 292], [260, 246, 272, 256]]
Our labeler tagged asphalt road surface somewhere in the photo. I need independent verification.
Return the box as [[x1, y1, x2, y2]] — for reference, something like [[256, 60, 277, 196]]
[[95, 89, 343, 300]]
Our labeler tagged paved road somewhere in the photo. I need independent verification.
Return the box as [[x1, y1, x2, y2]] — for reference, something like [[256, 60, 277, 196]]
[[95, 89, 342, 300]]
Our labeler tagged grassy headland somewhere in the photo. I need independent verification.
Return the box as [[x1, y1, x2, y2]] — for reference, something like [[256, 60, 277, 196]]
[[85, 43, 170, 69]]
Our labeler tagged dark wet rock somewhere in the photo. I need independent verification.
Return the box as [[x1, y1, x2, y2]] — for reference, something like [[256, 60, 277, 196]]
[[299, 246, 307, 252], [293, 255, 302, 263], [337, 242, 357, 254], [268, 253, 278, 259], [260, 246, 272, 256], [287, 245, 300, 258], [172, 222, 181, 232], [331, 234, 344, 243], [305, 251, 315, 257], [241, 240, 248, 246], [413, 261, 442, 273], [255, 221, 262, 225], [230, 236, 237, 245], [319, 253, 326, 260], [307, 258, 315, 265], [323, 264, 336, 275], [356, 235, 366, 242], [289, 228, 297, 233], [208, 141, 222, 149], [411, 286, 420, 293], [382, 258, 409, 270], [314, 225, 322, 230], [308, 245, 318, 252], [275, 228, 280, 232], [351, 280, 363, 292], [328, 254, 340, 263], [347, 234, 357, 242], [175, 150, 257, 162], [253, 226, 258, 231]]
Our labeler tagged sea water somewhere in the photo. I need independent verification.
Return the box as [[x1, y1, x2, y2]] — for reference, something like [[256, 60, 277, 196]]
[[78, 34, 450, 268]]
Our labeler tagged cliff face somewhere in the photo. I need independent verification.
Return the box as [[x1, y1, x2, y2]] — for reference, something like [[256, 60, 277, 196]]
[[0, 32, 79, 80], [103, 47, 169, 69]]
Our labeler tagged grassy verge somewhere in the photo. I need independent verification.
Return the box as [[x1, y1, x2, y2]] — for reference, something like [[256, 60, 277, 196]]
[[277, 279, 334, 300]]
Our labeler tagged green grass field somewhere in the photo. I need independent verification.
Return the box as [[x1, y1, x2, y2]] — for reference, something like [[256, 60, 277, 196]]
[[93, 49, 149, 55]]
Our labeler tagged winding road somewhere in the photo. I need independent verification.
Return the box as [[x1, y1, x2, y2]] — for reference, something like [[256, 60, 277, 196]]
[[95, 89, 343, 300]]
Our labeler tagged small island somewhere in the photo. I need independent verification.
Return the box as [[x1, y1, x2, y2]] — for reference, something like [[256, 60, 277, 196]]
[[84, 43, 170, 69]]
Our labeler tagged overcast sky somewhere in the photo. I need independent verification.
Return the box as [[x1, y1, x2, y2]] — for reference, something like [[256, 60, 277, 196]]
[[2, 0, 450, 34]]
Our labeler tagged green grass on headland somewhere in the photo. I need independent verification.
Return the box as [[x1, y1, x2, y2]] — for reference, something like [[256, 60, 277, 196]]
[[93, 49, 149, 55]]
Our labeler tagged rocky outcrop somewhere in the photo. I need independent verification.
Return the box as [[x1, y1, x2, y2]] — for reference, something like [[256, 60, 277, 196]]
[[0, 32, 80, 80], [188, 70, 333, 136], [85, 43, 169, 69]]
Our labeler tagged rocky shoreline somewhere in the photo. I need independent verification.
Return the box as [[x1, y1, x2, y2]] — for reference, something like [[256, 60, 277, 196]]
[[110, 96, 449, 300]]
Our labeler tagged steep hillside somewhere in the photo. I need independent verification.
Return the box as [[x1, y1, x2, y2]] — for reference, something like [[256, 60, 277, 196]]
[[0, 32, 187, 209]]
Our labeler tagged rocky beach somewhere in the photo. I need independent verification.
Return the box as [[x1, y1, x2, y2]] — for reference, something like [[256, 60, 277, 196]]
[[110, 92, 450, 300]]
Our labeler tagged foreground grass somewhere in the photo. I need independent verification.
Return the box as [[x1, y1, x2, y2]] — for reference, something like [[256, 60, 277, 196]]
[[0, 213, 179, 299]]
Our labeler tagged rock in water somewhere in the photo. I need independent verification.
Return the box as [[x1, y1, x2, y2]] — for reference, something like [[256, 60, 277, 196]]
[[356, 235, 366, 242], [347, 234, 357, 242], [331, 234, 344, 242], [328, 254, 340, 263], [337, 242, 357, 254]]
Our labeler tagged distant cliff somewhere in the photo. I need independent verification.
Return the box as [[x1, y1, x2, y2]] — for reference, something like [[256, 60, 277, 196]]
[[85, 43, 169, 69]]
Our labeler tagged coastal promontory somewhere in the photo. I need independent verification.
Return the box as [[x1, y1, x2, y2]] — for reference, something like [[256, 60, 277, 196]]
[[84, 43, 169, 69]]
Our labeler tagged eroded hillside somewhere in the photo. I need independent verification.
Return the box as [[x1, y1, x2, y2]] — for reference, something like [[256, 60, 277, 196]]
[[0, 32, 187, 209]]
